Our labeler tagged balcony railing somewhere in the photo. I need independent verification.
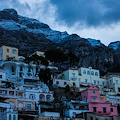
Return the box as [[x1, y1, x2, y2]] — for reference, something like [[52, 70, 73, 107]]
[[96, 111, 111, 115], [90, 100, 99, 103], [71, 77, 77, 81]]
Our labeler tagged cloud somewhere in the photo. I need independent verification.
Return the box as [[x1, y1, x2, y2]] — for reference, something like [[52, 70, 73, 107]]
[[50, 0, 120, 28], [0, 0, 120, 45]]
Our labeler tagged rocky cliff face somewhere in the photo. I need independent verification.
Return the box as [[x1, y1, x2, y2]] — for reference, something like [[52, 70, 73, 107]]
[[0, 9, 120, 74]]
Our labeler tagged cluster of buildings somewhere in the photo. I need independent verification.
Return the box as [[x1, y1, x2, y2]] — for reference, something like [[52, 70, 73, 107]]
[[0, 45, 120, 120]]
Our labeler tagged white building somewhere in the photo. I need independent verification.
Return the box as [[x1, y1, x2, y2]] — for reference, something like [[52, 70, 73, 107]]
[[0, 102, 18, 120], [56, 67, 106, 91]]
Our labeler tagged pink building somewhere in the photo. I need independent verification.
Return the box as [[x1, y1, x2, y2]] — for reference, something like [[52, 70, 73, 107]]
[[81, 85, 118, 116]]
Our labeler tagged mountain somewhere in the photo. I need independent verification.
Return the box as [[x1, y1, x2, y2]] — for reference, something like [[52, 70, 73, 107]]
[[108, 41, 120, 50], [0, 8, 120, 74]]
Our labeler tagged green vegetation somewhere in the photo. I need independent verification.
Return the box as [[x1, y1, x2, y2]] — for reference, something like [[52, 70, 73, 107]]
[[39, 68, 51, 85], [25, 54, 48, 66]]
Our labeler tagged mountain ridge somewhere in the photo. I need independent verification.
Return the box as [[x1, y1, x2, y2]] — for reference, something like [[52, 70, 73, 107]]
[[0, 8, 120, 74]]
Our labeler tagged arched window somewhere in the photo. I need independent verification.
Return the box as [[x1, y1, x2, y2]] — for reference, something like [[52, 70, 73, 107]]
[[29, 94, 36, 99], [87, 70, 90, 75], [95, 72, 98, 76], [83, 70, 86, 74], [46, 95, 51, 101], [13, 115, 16, 120], [39, 94, 45, 101], [18, 103, 23, 108], [9, 114, 11, 120], [91, 71, 94, 75], [10, 102, 14, 108], [12, 49, 17, 54]]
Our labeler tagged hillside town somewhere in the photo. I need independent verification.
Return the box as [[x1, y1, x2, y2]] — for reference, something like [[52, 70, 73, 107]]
[[0, 45, 120, 120]]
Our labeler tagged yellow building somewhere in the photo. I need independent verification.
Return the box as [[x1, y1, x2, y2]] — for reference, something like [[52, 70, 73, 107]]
[[0, 45, 18, 61], [57, 67, 106, 91]]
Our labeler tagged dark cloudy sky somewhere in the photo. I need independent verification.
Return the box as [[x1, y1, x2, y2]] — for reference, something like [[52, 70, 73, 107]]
[[0, 0, 120, 45]]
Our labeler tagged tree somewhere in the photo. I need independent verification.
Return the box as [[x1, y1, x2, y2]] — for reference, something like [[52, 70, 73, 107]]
[[39, 68, 51, 85], [45, 49, 68, 62], [25, 54, 48, 66]]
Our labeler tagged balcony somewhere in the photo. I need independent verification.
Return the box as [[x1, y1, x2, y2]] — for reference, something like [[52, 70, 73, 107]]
[[90, 100, 99, 103], [71, 77, 77, 81], [96, 111, 111, 115]]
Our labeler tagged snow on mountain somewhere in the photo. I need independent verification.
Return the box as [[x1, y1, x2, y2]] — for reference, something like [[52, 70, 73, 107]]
[[108, 41, 120, 50], [87, 38, 104, 47], [0, 20, 26, 30]]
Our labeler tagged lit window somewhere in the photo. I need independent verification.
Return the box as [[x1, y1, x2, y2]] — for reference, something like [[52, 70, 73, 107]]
[[87, 70, 90, 75], [12, 49, 17, 54], [93, 91, 95, 94], [91, 71, 94, 75], [95, 72, 98, 76], [83, 70, 86, 74]]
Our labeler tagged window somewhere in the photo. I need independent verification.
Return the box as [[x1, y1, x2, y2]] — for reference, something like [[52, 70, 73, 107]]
[[7, 49, 9, 52], [118, 88, 120, 92], [85, 79, 88, 83], [18, 103, 23, 108], [10, 102, 14, 108], [9, 114, 11, 120], [73, 82, 76, 86], [6, 55, 9, 60], [0, 75, 2, 78], [116, 80, 118, 85], [110, 80, 112, 85], [13, 115, 16, 120], [27, 104, 31, 110], [93, 91, 95, 94], [90, 117, 93, 120], [79, 78, 81, 83], [13, 57, 15, 60], [93, 97, 96, 102], [56, 81, 59, 84], [93, 107, 97, 112], [95, 72, 98, 76], [28, 67, 31, 72], [111, 108, 113, 112], [20, 66, 23, 71], [103, 107, 106, 113], [83, 70, 86, 74], [12, 49, 17, 54], [94, 81, 96, 85], [29, 94, 35, 99], [102, 82, 105, 86], [97, 81, 99, 85], [64, 82, 67, 85], [91, 71, 94, 75], [72, 73, 75, 78], [87, 70, 90, 75]]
